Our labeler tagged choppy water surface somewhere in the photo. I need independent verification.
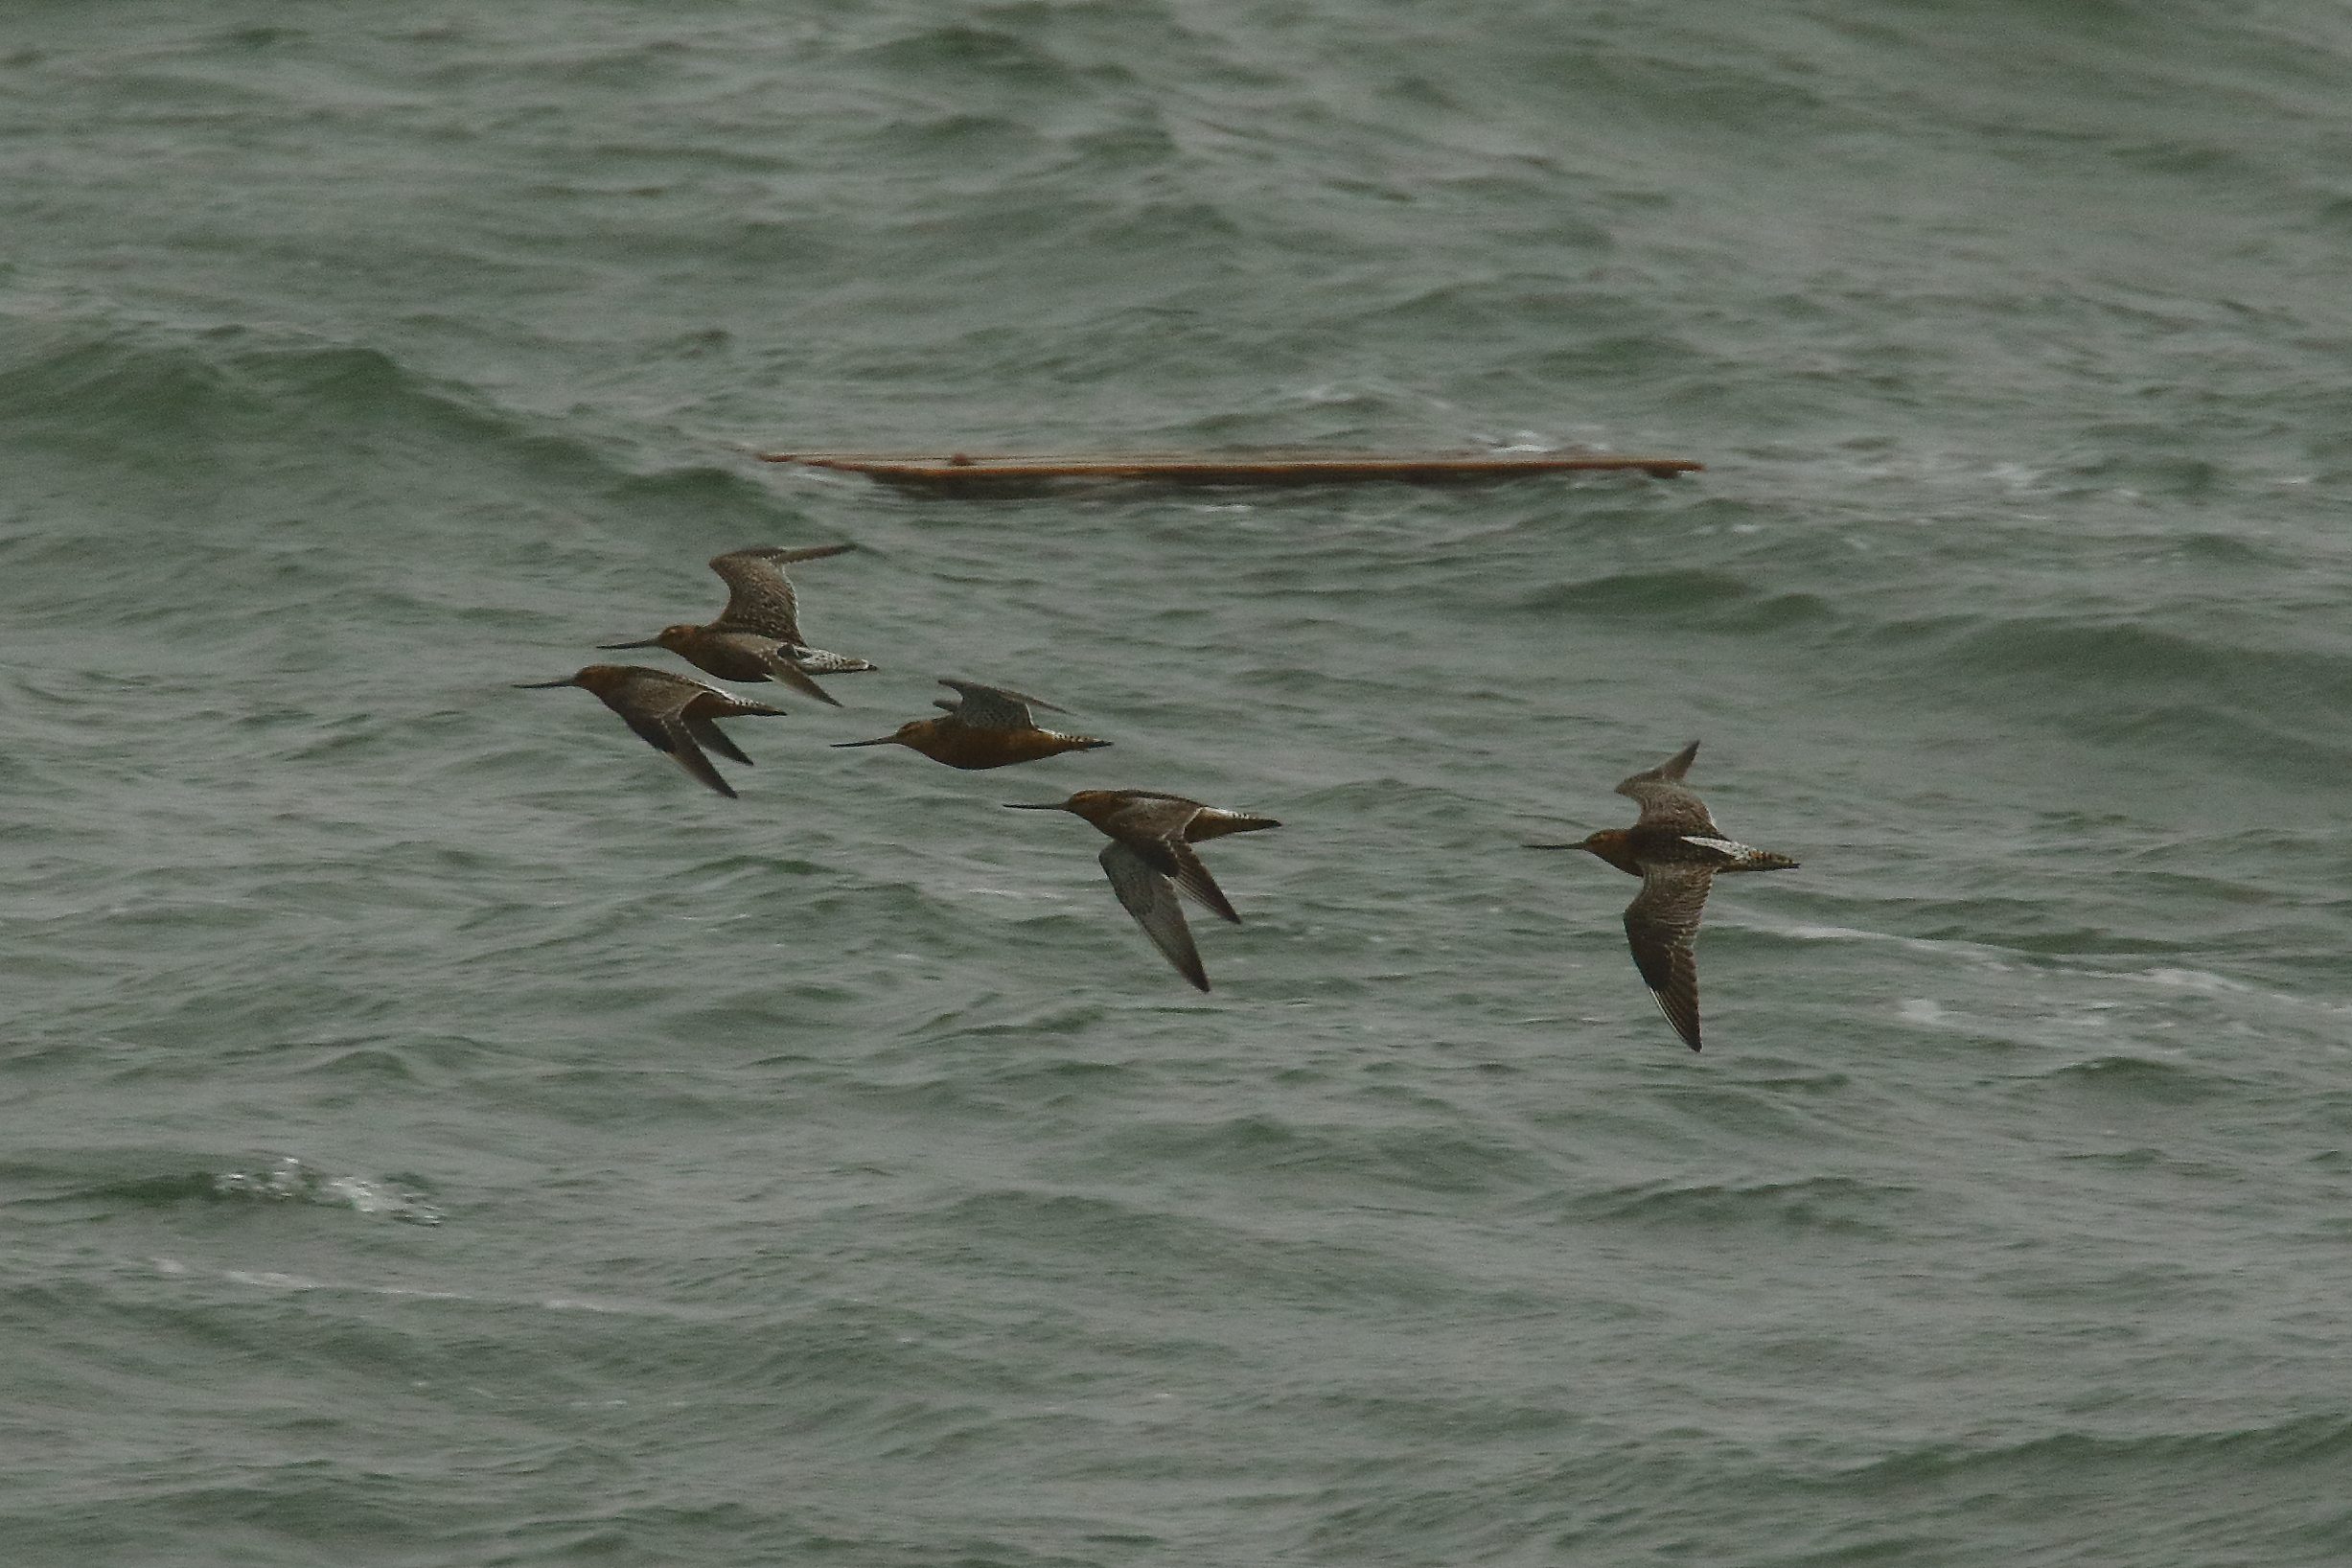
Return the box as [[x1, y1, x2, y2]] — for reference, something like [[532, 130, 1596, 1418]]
[[9, 4, 2352, 1564]]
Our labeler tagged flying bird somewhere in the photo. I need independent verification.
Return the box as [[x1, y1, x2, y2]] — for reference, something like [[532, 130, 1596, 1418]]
[[515, 664, 786, 798], [1527, 741, 1797, 1050], [1004, 789, 1280, 991], [601, 543, 874, 705], [834, 679, 1110, 769]]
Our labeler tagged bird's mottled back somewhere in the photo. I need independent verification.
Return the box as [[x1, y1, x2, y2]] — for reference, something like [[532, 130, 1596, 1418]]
[[707, 543, 855, 643], [935, 679, 1064, 731]]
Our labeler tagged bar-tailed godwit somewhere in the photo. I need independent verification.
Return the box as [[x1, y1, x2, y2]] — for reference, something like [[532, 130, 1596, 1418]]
[[1527, 742, 1798, 1051], [1005, 789, 1280, 991], [515, 664, 787, 798], [834, 679, 1109, 770], [602, 544, 873, 705]]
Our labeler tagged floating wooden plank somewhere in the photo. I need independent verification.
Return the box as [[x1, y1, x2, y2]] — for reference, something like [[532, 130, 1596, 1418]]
[[758, 450, 1703, 488]]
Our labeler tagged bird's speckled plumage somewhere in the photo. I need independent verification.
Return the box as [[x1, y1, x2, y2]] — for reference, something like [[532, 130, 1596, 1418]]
[[1527, 742, 1798, 1051]]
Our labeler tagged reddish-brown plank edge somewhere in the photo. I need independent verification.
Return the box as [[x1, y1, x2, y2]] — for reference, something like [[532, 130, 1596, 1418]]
[[757, 451, 1704, 486]]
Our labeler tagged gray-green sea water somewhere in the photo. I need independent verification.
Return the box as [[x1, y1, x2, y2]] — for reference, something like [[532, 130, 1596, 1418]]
[[9, 4, 2352, 1564]]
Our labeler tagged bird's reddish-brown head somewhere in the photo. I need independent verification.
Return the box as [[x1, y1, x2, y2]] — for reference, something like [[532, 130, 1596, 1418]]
[[1044, 790, 1130, 829], [1525, 827, 1643, 875], [1571, 828, 1643, 876]]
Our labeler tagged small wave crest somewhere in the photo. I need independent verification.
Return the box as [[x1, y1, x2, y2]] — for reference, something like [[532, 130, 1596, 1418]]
[[208, 1156, 443, 1226]]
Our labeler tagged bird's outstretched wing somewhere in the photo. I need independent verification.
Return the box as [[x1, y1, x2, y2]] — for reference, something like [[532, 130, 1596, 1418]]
[[1622, 861, 1714, 1050], [936, 678, 1065, 729], [621, 705, 737, 797], [1097, 795, 1260, 919], [764, 657, 842, 707], [607, 670, 777, 798], [683, 713, 756, 768], [1157, 837, 1240, 923], [1099, 842, 1210, 991], [707, 543, 855, 641], [1614, 740, 1715, 833]]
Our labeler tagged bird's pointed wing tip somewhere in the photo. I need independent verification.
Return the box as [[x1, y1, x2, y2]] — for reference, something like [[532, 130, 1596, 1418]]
[[1099, 842, 1211, 991], [664, 737, 739, 797], [1163, 840, 1241, 924], [1654, 738, 1701, 772], [769, 660, 842, 705]]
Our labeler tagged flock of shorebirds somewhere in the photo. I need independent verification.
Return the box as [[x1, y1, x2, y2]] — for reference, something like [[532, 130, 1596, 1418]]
[[519, 543, 1799, 1050]]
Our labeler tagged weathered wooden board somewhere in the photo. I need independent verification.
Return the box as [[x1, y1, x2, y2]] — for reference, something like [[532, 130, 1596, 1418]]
[[759, 450, 1703, 487]]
